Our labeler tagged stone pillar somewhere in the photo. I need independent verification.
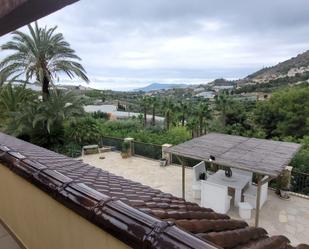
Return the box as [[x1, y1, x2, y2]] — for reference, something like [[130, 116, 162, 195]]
[[283, 166, 293, 189], [162, 144, 173, 165], [124, 138, 134, 157]]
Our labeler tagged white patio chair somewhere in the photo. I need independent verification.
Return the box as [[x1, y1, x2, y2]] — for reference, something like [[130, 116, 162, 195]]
[[201, 181, 232, 214], [192, 161, 207, 199], [232, 168, 253, 184], [243, 176, 268, 209]]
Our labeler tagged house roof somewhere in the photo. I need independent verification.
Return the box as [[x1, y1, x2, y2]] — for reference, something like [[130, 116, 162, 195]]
[[0, 0, 78, 36], [166, 133, 301, 177], [0, 132, 308, 249]]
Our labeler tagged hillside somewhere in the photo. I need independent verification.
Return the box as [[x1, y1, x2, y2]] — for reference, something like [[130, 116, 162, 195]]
[[245, 50, 309, 83], [134, 83, 188, 92]]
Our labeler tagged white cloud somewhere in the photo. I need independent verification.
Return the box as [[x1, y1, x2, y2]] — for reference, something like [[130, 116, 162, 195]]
[[1, 0, 309, 90]]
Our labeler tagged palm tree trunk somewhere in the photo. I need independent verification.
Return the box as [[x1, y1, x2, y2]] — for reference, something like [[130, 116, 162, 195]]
[[199, 116, 203, 136], [42, 75, 49, 101], [166, 112, 170, 130], [152, 106, 155, 126], [144, 108, 147, 127]]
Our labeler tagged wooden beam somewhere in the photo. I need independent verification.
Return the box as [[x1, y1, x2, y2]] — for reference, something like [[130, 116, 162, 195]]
[[176, 156, 185, 199], [255, 175, 262, 227]]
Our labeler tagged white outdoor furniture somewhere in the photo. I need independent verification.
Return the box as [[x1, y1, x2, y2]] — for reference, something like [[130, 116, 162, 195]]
[[238, 202, 252, 219], [244, 176, 269, 209], [232, 168, 253, 184], [201, 181, 232, 214], [206, 170, 251, 207], [192, 161, 207, 199]]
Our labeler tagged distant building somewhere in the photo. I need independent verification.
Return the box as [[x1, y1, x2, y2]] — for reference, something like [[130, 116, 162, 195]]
[[193, 87, 205, 92], [213, 85, 234, 92], [194, 91, 215, 99]]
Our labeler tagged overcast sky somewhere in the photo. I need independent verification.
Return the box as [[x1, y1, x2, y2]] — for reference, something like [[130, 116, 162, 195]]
[[1, 0, 309, 90]]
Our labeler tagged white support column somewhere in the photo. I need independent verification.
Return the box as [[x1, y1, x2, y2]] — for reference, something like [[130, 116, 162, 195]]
[[162, 144, 173, 165]]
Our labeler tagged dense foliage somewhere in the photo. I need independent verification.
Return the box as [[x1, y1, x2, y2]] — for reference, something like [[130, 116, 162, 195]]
[[0, 23, 308, 174], [0, 22, 89, 100]]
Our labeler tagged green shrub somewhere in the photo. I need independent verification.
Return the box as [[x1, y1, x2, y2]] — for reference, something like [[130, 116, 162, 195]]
[[65, 117, 102, 145], [290, 136, 309, 173]]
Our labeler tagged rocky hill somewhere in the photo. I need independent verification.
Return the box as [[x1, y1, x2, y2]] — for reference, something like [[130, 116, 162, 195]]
[[244, 50, 309, 83]]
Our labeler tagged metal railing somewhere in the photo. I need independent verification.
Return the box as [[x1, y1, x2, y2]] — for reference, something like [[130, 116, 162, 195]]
[[101, 136, 123, 150], [291, 170, 309, 195], [101, 136, 162, 160], [133, 141, 162, 160]]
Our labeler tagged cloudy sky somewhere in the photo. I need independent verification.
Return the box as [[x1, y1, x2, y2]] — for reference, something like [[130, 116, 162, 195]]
[[1, 0, 309, 90]]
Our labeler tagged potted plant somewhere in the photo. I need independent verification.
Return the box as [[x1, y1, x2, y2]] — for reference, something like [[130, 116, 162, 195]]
[[121, 141, 130, 159], [159, 158, 167, 167], [277, 170, 291, 200]]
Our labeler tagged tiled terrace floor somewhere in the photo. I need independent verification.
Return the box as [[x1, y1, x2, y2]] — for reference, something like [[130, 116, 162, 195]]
[[0, 223, 21, 249], [82, 151, 309, 246]]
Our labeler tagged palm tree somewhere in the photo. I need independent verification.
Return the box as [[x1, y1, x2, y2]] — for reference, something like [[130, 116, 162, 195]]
[[193, 100, 210, 136], [176, 99, 190, 126], [215, 93, 231, 127], [0, 84, 37, 129], [8, 90, 84, 146], [187, 117, 199, 138], [149, 96, 159, 126], [32, 90, 84, 133], [0, 22, 89, 100], [162, 97, 175, 130], [139, 96, 150, 127], [0, 83, 37, 114]]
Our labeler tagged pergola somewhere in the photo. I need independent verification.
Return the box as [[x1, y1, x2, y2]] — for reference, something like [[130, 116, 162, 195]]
[[166, 133, 301, 227]]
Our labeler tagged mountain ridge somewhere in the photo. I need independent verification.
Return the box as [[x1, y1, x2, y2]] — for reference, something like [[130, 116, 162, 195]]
[[134, 83, 188, 92]]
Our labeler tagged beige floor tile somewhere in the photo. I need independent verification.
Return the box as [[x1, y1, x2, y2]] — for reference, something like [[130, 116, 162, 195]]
[[82, 151, 309, 246]]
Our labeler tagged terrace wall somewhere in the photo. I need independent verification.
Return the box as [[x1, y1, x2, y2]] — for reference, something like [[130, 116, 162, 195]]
[[0, 164, 130, 249]]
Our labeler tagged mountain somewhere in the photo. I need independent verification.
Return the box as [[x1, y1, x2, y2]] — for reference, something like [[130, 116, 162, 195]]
[[134, 83, 188, 92], [208, 78, 235, 86], [244, 50, 309, 84]]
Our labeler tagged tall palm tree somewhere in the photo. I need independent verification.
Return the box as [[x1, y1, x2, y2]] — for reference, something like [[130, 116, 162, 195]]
[[162, 97, 175, 130], [0, 22, 89, 100], [194, 100, 210, 136], [215, 93, 231, 127], [139, 96, 150, 127], [177, 99, 190, 126], [149, 96, 159, 126]]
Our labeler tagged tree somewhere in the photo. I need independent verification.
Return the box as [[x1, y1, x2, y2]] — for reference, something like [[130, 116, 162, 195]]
[[65, 117, 102, 145], [0, 84, 37, 130], [215, 93, 231, 127], [149, 96, 159, 126], [139, 96, 150, 127], [176, 99, 190, 126], [254, 85, 309, 139], [162, 97, 175, 130], [193, 100, 210, 136], [0, 22, 89, 100], [8, 90, 84, 147]]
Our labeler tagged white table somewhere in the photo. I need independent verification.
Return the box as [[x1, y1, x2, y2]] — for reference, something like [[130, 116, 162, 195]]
[[207, 170, 251, 207]]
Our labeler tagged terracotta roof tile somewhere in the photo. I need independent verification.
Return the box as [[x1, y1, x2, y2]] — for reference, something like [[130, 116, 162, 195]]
[[0, 132, 308, 249]]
